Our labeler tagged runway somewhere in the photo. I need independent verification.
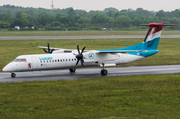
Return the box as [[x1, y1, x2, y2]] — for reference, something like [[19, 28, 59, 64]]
[[0, 65, 180, 83], [0, 35, 180, 40]]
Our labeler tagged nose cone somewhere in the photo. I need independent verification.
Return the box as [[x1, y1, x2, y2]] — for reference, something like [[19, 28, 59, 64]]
[[2, 63, 14, 72], [2, 65, 10, 72]]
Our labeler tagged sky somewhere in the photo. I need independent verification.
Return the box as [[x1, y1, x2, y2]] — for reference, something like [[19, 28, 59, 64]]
[[1, 0, 180, 12]]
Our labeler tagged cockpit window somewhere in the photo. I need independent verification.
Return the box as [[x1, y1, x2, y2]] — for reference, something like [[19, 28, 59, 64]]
[[13, 59, 20, 62], [19, 59, 26, 62], [13, 58, 26, 62]]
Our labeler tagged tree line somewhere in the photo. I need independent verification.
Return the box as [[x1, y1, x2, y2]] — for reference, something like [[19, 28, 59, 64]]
[[0, 5, 180, 30]]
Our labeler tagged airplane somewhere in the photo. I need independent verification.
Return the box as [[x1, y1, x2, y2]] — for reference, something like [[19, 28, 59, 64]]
[[2, 23, 177, 78]]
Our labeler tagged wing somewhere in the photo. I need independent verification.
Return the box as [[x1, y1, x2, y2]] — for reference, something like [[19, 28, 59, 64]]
[[38, 46, 65, 50], [38, 46, 75, 53], [96, 50, 145, 53], [38, 46, 92, 53]]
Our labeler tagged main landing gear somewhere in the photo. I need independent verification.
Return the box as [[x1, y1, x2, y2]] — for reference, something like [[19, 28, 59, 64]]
[[101, 69, 108, 75], [11, 73, 16, 78], [69, 68, 76, 73], [101, 63, 108, 75]]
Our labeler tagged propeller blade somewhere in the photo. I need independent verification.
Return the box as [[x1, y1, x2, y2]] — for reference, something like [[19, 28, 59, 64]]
[[76, 59, 80, 66], [43, 49, 47, 53], [42, 43, 54, 54], [77, 45, 80, 54], [47, 43, 50, 53], [81, 47, 86, 55], [81, 60, 84, 68], [50, 49, 54, 53], [76, 45, 85, 67]]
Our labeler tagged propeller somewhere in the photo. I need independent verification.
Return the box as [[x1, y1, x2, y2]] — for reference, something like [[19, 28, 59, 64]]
[[43, 43, 54, 54], [76, 45, 86, 67]]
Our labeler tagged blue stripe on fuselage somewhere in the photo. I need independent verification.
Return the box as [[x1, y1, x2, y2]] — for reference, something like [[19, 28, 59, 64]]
[[127, 50, 159, 57]]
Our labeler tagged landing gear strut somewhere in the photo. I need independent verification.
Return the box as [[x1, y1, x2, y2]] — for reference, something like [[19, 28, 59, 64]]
[[11, 73, 16, 78], [69, 68, 76, 73], [101, 63, 108, 75]]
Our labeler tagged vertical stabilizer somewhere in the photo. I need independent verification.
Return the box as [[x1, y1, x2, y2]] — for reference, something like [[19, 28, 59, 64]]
[[141, 23, 177, 50], [144, 23, 164, 42], [142, 23, 164, 50], [99, 23, 177, 52]]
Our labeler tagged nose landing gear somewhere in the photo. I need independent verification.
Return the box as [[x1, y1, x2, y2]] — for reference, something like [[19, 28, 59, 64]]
[[11, 73, 16, 78], [69, 68, 76, 73]]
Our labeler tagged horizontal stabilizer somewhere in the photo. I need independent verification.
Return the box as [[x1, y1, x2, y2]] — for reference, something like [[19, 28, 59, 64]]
[[139, 23, 177, 27]]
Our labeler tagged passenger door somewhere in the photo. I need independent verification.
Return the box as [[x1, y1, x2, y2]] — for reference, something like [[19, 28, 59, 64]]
[[31, 57, 38, 69]]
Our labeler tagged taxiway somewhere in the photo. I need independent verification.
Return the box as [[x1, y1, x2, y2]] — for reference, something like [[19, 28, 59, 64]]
[[0, 65, 179, 83], [0, 35, 180, 40]]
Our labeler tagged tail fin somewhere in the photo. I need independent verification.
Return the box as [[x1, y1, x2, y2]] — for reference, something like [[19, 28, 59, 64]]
[[118, 23, 176, 51], [141, 23, 177, 50]]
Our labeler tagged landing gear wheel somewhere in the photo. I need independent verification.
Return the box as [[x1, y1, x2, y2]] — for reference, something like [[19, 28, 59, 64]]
[[11, 73, 16, 78], [101, 69, 108, 75], [69, 68, 76, 72]]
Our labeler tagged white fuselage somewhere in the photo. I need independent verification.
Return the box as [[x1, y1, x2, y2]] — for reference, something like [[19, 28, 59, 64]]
[[2, 52, 144, 72]]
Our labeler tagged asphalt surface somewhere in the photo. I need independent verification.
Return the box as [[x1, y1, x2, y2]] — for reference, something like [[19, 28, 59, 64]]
[[1, 35, 180, 83], [0, 65, 180, 83], [0, 35, 180, 40]]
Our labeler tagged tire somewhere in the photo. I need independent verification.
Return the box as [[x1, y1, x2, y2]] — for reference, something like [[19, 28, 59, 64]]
[[101, 69, 108, 75], [11, 73, 16, 78], [69, 68, 76, 72]]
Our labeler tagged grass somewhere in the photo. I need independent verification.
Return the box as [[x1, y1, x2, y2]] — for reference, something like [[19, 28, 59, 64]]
[[1, 38, 180, 71], [1, 32, 180, 118], [0, 74, 180, 118], [0, 30, 180, 36]]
